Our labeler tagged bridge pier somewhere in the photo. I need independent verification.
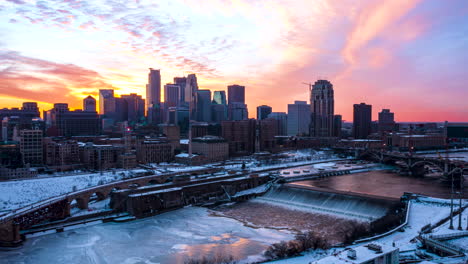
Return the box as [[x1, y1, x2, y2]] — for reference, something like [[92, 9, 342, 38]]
[[0, 220, 22, 247]]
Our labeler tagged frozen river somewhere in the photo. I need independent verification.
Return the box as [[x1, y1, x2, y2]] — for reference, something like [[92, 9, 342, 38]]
[[1, 207, 293, 264]]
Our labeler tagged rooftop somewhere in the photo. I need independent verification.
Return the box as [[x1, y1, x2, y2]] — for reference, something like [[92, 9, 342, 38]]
[[312, 243, 398, 264]]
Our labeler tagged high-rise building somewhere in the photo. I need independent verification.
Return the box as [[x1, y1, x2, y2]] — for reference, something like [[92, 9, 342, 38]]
[[310, 80, 334, 137], [258, 118, 278, 152], [195, 90, 212, 122], [221, 119, 256, 156], [0, 102, 40, 126], [121, 94, 145, 123], [228, 103, 248, 121], [164, 84, 180, 108], [167, 107, 190, 135], [333, 115, 342, 138], [268, 112, 288, 136], [146, 68, 161, 124], [44, 104, 101, 137], [212, 91, 227, 105], [146, 68, 161, 110], [257, 105, 272, 120], [184, 74, 198, 117], [287, 101, 311, 136], [211, 91, 228, 123], [353, 103, 372, 139], [227, 85, 245, 104], [19, 129, 43, 166], [378, 109, 396, 132], [174, 77, 187, 104], [211, 104, 228, 123], [99, 89, 115, 116], [184, 74, 198, 104], [83, 96, 97, 112]]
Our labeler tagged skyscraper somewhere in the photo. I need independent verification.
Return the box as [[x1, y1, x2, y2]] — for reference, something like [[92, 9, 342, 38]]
[[147, 68, 161, 124], [228, 103, 248, 121], [83, 96, 96, 112], [211, 91, 228, 123], [333, 115, 342, 138], [184, 74, 198, 119], [146, 68, 161, 109], [173, 77, 187, 104], [99, 89, 115, 116], [257, 105, 272, 120], [378, 109, 396, 132], [121, 94, 145, 123], [353, 103, 372, 139], [212, 91, 227, 105], [195, 90, 212, 122], [268, 112, 288, 136], [227, 85, 245, 104], [310, 80, 334, 137], [164, 84, 180, 108], [287, 101, 311, 136]]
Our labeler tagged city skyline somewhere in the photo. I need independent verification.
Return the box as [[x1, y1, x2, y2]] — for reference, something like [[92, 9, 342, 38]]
[[0, 0, 467, 122]]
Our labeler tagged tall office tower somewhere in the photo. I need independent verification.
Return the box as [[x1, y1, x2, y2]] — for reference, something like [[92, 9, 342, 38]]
[[183, 74, 198, 119], [333, 115, 342, 138], [378, 109, 396, 132], [257, 105, 272, 120], [211, 90, 228, 123], [173, 77, 187, 104], [83, 96, 97, 112], [211, 104, 228, 123], [146, 68, 161, 124], [121, 94, 145, 123], [19, 129, 43, 166], [353, 103, 372, 139], [99, 89, 115, 116], [287, 101, 311, 136], [195, 90, 212, 122], [227, 85, 245, 104], [228, 103, 248, 121], [164, 84, 180, 108], [146, 68, 161, 110], [212, 91, 227, 105], [310, 80, 334, 137], [268, 112, 288, 136]]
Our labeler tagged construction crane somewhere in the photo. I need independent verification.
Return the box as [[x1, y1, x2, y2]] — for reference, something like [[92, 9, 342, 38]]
[[302, 82, 313, 91]]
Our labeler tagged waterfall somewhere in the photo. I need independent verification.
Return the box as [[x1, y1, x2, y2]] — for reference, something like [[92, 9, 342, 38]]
[[252, 185, 391, 221]]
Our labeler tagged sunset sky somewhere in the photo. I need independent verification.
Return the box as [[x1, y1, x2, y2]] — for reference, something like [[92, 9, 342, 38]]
[[0, 0, 467, 122]]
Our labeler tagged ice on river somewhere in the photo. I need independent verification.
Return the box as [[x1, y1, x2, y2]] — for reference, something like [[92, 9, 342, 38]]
[[0, 206, 294, 264]]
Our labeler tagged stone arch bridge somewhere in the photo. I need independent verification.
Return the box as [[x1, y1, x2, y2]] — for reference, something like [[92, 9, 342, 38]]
[[0, 167, 221, 247]]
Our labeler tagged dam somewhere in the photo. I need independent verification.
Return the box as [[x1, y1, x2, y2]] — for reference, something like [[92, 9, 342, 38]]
[[251, 184, 398, 222]]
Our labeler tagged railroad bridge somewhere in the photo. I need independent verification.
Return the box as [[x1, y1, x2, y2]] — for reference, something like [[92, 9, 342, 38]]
[[0, 167, 221, 247], [334, 147, 467, 180]]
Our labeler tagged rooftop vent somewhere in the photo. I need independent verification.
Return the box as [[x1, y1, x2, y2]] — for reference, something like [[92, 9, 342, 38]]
[[347, 249, 357, 259], [367, 243, 383, 253]]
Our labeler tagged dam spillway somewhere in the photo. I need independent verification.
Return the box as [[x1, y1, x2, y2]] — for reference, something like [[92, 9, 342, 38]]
[[251, 184, 398, 222]]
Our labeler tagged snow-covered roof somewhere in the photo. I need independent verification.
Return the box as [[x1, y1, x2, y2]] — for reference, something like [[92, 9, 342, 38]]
[[175, 153, 198, 158], [312, 244, 398, 264]]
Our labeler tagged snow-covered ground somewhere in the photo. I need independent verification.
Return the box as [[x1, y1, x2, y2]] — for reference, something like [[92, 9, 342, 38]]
[[0, 149, 344, 214], [1, 206, 294, 264], [0, 170, 143, 213], [267, 196, 466, 264]]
